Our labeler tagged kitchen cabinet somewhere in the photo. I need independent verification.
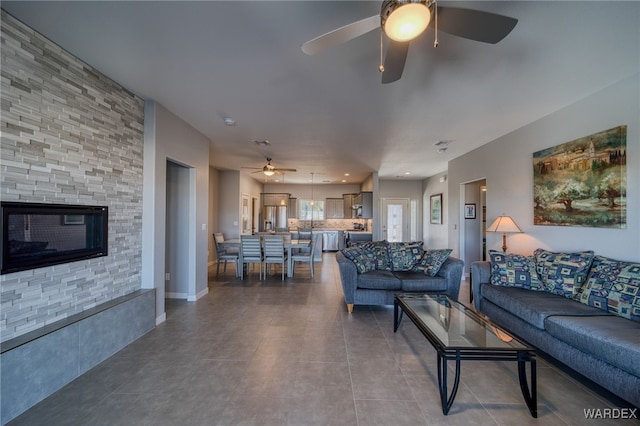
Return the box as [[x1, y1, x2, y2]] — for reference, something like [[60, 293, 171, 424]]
[[289, 197, 297, 218], [325, 198, 344, 219], [360, 192, 373, 218], [355, 192, 373, 219], [261, 193, 289, 206], [343, 193, 356, 218]]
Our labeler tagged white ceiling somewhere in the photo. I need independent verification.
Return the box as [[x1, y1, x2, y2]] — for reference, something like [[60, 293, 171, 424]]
[[3, 1, 639, 184]]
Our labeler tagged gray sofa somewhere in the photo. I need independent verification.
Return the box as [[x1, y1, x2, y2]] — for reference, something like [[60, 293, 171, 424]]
[[336, 241, 464, 313], [472, 250, 640, 408]]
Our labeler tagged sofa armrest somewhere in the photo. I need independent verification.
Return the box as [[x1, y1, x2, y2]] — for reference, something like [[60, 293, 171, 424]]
[[335, 251, 358, 304], [471, 261, 491, 310], [437, 256, 464, 300]]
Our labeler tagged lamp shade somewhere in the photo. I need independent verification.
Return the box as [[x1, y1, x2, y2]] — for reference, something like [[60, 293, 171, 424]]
[[487, 215, 522, 233], [384, 2, 431, 42]]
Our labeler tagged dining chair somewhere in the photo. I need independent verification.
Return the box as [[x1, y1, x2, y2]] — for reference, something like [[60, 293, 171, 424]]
[[262, 235, 287, 280], [213, 232, 239, 277], [290, 240, 316, 278], [240, 235, 263, 280]]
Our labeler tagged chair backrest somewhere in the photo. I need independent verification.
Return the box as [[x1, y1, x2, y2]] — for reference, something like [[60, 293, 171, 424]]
[[241, 235, 262, 258], [263, 235, 285, 258], [213, 233, 225, 253]]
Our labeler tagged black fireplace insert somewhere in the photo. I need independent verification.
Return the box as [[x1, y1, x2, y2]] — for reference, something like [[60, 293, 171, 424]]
[[1, 202, 108, 274]]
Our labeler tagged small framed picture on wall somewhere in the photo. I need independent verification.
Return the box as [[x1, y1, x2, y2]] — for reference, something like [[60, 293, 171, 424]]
[[464, 203, 476, 219], [430, 193, 442, 224]]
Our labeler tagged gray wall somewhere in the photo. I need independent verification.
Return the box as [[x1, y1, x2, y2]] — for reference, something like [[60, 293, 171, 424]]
[[444, 74, 639, 261], [142, 101, 210, 323], [0, 11, 145, 343], [422, 171, 449, 249]]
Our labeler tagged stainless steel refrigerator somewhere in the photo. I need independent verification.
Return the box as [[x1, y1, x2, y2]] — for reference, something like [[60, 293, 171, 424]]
[[261, 205, 287, 231]]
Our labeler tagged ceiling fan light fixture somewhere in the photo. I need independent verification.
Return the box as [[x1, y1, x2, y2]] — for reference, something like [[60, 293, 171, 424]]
[[263, 169, 275, 176], [383, 2, 431, 42]]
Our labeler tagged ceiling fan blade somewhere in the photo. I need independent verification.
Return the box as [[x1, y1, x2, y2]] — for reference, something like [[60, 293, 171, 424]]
[[301, 15, 380, 55], [241, 166, 261, 170], [274, 168, 297, 172], [436, 6, 518, 44], [381, 40, 409, 84]]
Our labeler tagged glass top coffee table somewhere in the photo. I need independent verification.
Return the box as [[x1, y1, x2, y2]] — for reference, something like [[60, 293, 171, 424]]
[[394, 293, 537, 417]]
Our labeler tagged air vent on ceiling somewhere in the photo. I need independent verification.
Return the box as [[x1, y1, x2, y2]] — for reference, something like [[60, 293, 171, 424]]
[[253, 140, 271, 147]]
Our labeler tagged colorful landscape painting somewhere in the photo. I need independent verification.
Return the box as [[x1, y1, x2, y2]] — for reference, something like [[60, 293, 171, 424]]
[[533, 125, 627, 228]]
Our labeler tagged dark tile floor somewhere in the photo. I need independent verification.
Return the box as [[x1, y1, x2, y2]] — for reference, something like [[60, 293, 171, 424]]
[[8, 253, 638, 425]]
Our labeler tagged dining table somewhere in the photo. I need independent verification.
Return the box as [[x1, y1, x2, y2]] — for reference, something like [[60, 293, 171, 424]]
[[218, 237, 311, 278]]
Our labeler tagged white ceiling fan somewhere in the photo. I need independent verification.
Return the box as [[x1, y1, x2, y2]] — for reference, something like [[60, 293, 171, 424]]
[[302, 0, 518, 84], [242, 157, 297, 177]]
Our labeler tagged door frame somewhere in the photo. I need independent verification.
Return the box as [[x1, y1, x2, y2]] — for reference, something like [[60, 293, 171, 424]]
[[381, 197, 410, 242]]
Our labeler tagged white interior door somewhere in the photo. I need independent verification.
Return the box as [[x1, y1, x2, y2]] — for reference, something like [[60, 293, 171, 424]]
[[382, 198, 409, 242]]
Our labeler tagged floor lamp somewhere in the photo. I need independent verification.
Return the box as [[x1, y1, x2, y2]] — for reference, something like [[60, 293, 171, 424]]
[[486, 214, 522, 252]]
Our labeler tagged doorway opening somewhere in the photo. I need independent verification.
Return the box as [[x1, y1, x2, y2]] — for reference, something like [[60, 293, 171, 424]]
[[165, 160, 195, 300], [460, 179, 487, 281]]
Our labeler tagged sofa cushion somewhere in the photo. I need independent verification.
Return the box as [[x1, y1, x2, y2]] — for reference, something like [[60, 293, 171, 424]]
[[357, 270, 402, 290], [481, 284, 611, 329], [412, 249, 452, 276], [393, 271, 448, 292], [534, 249, 595, 299], [387, 242, 424, 271], [489, 250, 544, 291], [340, 246, 376, 273], [544, 315, 640, 377], [576, 255, 640, 322]]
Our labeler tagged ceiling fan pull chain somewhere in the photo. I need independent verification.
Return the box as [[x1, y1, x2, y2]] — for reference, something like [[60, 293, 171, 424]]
[[378, 27, 385, 72], [433, 0, 439, 48]]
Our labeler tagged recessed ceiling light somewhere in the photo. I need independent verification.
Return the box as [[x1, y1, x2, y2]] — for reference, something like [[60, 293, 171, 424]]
[[341, 179, 347, 183], [223, 117, 236, 126], [344, 173, 350, 176], [405, 172, 411, 175]]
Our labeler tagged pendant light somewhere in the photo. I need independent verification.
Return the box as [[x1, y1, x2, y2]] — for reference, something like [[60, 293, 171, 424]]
[[310, 172, 315, 206]]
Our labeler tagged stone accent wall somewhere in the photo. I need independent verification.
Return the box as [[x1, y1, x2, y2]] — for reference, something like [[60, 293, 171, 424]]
[[0, 11, 145, 342]]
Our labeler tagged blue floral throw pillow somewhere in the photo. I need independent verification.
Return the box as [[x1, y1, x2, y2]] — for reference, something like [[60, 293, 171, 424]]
[[489, 250, 544, 291], [576, 255, 640, 322], [534, 249, 594, 299], [412, 249, 452, 276], [340, 247, 376, 273], [387, 242, 424, 271]]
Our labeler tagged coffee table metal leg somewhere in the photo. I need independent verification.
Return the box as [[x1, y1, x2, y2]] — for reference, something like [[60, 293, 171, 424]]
[[517, 353, 537, 418], [393, 300, 404, 332], [437, 353, 461, 415]]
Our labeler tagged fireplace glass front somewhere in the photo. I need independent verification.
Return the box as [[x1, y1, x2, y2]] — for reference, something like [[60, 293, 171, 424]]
[[1, 202, 108, 274]]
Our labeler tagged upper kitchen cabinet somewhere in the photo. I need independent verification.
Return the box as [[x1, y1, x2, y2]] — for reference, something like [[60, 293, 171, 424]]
[[357, 191, 373, 219], [325, 198, 344, 219], [261, 193, 289, 206], [289, 197, 297, 218], [343, 193, 356, 219]]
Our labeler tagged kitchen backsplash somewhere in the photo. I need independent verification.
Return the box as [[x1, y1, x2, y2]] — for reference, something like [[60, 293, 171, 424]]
[[288, 218, 372, 231]]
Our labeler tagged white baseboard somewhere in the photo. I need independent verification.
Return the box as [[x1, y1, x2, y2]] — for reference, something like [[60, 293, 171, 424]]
[[155, 312, 166, 325], [188, 287, 209, 302]]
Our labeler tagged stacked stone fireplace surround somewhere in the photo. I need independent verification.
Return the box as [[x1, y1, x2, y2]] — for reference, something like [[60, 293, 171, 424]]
[[0, 11, 154, 423]]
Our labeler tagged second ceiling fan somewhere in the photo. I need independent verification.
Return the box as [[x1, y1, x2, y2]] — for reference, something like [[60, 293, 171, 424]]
[[242, 157, 297, 177], [301, 0, 518, 84]]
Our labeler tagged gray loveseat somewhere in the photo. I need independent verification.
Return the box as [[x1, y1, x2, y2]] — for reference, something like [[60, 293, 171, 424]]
[[472, 249, 640, 407], [336, 241, 464, 313]]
